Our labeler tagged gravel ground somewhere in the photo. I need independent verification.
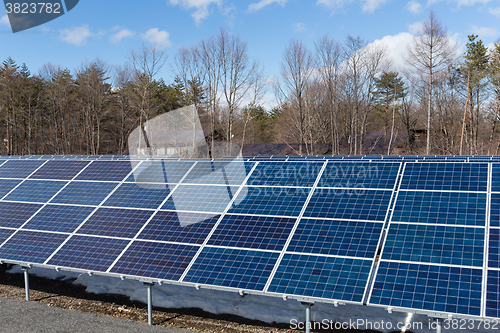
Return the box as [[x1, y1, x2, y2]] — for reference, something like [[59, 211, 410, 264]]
[[0, 264, 388, 333]]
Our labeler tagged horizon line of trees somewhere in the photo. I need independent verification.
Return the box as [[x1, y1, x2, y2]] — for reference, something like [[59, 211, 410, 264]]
[[1, 10, 500, 156]]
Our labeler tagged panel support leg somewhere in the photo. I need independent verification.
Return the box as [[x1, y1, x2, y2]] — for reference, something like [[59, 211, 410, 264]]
[[436, 319, 442, 333], [144, 282, 154, 325], [301, 302, 314, 333], [21, 266, 29, 301]]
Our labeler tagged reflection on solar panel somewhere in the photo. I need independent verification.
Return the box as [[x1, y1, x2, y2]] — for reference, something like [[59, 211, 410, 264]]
[[183, 247, 279, 291], [1, 157, 500, 321]]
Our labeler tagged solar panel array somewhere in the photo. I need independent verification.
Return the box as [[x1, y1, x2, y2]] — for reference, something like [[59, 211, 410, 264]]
[[0, 155, 499, 320]]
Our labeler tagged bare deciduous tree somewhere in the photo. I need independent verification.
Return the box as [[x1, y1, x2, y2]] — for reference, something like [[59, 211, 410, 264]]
[[276, 39, 313, 155], [405, 10, 457, 155]]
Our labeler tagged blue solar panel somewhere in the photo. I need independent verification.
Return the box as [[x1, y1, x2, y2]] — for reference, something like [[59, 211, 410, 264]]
[[0, 179, 22, 198], [0, 202, 42, 228], [77, 208, 153, 238], [50, 181, 118, 206], [75, 161, 138, 181], [0, 231, 68, 263], [29, 160, 89, 180], [103, 183, 172, 209], [288, 219, 383, 258], [492, 165, 500, 192], [23, 205, 95, 233], [318, 162, 400, 189], [208, 214, 296, 251], [489, 194, 500, 227], [164, 185, 239, 213], [0, 228, 15, 243], [182, 161, 253, 185], [228, 186, 310, 217], [383, 223, 484, 267], [183, 247, 279, 291], [400, 163, 488, 191], [392, 191, 487, 226], [267, 254, 372, 302], [138, 211, 219, 244], [110, 242, 199, 280], [488, 228, 500, 268], [47, 235, 129, 272], [126, 160, 194, 183], [370, 261, 482, 316], [4, 180, 67, 203], [0, 160, 45, 178], [486, 270, 500, 317], [246, 162, 323, 187], [303, 189, 392, 221]]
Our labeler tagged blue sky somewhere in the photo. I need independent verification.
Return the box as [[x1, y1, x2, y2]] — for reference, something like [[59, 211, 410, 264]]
[[1, 0, 499, 85]]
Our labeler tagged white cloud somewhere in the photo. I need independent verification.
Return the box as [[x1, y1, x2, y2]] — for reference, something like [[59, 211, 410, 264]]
[[490, 7, 500, 17], [293, 22, 306, 32], [368, 32, 415, 71], [141, 28, 172, 48], [0, 15, 9, 26], [169, 0, 221, 24], [248, 0, 288, 12], [316, 0, 391, 13], [110, 27, 135, 44], [59, 25, 92, 46], [428, 0, 490, 8], [470, 24, 498, 38], [408, 21, 423, 35], [406, 1, 422, 14]]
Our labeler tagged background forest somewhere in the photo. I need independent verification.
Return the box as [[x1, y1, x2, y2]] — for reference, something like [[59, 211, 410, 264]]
[[1, 12, 500, 157]]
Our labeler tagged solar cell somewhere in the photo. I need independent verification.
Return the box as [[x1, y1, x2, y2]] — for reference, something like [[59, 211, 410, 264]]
[[183, 247, 279, 291], [0, 202, 42, 228], [163, 185, 239, 213], [75, 161, 138, 181], [208, 214, 296, 251], [76, 208, 154, 238], [488, 228, 500, 268], [4, 180, 67, 203], [228, 186, 310, 217], [287, 219, 383, 258], [0, 160, 45, 178], [400, 163, 488, 191], [23, 205, 95, 233], [382, 223, 484, 267], [246, 162, 323, 187], [486, 270, 500, 317], [103, 183, 172, 209], [0, 179, 22, 198], [0, 228, 15, 244], [110, 242, 199, 280], [303, 189, 392, 221], [318, 162, 400, 189], [267, 254, 372, 302], [182, 161, 254, 185], [29, 160, 89, 180], [370, 261, 482, 316], [138, 211, 219, 244], [47, 235, 129, 272], [126, 160, 194, 183], [50, 181, 118, 206], [0, 231, 68, 263], [392, 191, 487, 226]]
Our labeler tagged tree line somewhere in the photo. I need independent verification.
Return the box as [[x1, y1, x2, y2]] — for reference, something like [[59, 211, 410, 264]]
[[1, 11, 500, 156]]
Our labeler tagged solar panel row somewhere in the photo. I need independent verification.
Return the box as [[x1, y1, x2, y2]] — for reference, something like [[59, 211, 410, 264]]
[[0, 157, 498, 320]]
